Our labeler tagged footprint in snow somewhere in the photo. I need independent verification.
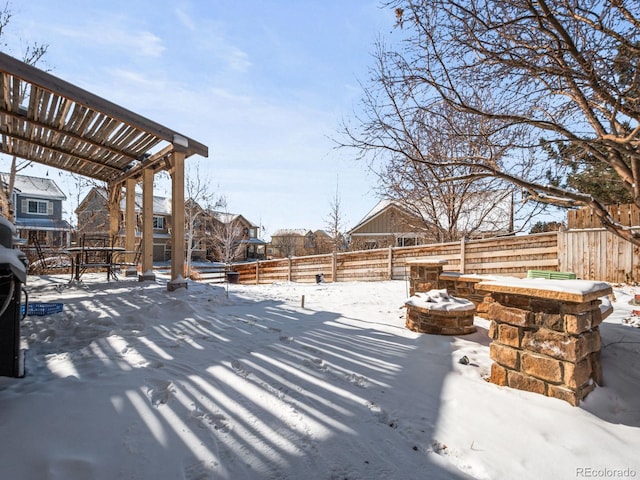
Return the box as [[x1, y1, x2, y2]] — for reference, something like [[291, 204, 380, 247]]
[[303, 357, 328, 371], [367, 401, 398, 428], [345, 373, 369, 388], [182, 459, 214, 480], [191, 407, 231, 434], [230, 359, 250, 378], [146, 379, 175, 407]]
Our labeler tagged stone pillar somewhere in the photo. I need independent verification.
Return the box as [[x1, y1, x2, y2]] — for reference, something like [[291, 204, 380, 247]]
[[406, 259, 448, 296], [477, 279, 612, 406]]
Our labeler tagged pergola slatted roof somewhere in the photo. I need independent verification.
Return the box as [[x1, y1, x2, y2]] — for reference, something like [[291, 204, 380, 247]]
[[0, 51, 207, 287], [0, 51, 208, 184]]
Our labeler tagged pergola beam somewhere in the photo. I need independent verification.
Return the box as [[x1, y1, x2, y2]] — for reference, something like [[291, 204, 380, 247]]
[[1, 107, 140, 161], [0, 52, 208, 158], [108, 144, 174, 187]]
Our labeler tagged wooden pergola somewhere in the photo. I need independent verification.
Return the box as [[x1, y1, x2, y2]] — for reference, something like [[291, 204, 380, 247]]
[[0, 52, 208, 289]]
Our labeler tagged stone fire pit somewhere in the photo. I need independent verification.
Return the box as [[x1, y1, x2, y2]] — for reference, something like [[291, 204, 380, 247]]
[[405, 289, 477, 335]]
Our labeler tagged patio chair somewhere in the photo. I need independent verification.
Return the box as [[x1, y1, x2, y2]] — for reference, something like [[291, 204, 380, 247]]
[[111, 241, 142, 278], [73, 234, 119, 281], [80, 234, 111, 248], [26, 233, 72, 275]]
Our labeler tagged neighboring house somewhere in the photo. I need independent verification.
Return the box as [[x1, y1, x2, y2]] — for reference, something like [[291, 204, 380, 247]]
[[76, 187, 173, 262], [268, 229, 333, 258], [348, 201, 429, 250], [306, 229, 333, 255], [76, 187, 264, 263], [349, 196, 513, 250], [1, 173, 72, 247], [207, 211, 265, 261]]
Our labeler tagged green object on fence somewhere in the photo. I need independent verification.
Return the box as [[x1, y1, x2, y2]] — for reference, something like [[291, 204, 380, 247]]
[[527, 270, 576, 280]]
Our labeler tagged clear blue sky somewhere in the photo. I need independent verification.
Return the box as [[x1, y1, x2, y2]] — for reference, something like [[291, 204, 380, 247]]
[[1, 1, 395, 239]]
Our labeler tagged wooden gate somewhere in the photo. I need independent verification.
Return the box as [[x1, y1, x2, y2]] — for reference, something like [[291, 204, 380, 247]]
[[558, 229, 640, 282]]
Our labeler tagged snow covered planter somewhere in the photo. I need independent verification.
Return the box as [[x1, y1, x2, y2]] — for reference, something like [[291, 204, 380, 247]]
[[405, 289, 477, 335], [476, 278, 613, 406]]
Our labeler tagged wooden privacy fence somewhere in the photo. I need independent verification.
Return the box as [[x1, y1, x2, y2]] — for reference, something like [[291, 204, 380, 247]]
[[567, 203, 640, 229], [233, 232, 559, 284], [557, 228, 640, 283]]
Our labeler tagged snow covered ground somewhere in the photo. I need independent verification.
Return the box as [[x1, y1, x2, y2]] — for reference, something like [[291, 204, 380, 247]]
[[0, 273, 639, 479]]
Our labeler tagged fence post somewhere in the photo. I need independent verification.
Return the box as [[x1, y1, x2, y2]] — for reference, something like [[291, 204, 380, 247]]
[[388, 246, 393, 280], [460, 237, 466, 273], [256, 260, 260, 285], [288, 257, 292, 282], [332, 252, 337, 282]]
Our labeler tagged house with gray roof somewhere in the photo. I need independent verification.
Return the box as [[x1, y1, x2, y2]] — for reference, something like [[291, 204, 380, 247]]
[[1, 173, 72, 247]]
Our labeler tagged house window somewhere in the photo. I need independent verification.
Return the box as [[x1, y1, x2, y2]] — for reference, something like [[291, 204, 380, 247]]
[[22, 200, 53, 215], [397, 237, 417, 247], [304, 233, 316, 249], [364, 240, 377, 249], [153, 216, 164, 229]]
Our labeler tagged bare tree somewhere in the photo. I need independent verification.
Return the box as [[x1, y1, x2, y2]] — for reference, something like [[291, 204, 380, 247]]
[[185, 163, 221, 277], [208, 199, 246, 266], [0, 2, 49, 220], [324, 176, 347, 251], [342, 1, 640, 245], [373, 102, 531, 241], [271, 230, 300, 258], [60, 172, 96, 229]]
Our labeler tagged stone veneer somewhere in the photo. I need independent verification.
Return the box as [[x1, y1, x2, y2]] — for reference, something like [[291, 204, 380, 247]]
[[476, 279, 613, 406], [407, 259, 448, 296], [405, 292, 477, 335], [405, 259, 477, 335], [439, 272, 495, 305]]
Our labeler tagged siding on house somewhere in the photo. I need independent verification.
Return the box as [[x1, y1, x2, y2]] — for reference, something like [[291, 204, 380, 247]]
[[1, 173, 72, 247], [76, 187, 173, 261], [349, 195, 513, 249], [76, 187, 265, 262]]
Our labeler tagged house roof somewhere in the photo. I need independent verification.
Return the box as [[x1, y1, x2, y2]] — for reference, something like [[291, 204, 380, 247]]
[[349, 200, 412, 234], [241, 237, 267, 245], [127, 192, 172, 216], [0, 52, 207, 185], [210, 211, 236, 224], [76, 186, 172, 215], [271, 228, 309, 237], [14, 217, 72, 231], [271, 228, 331, 237], [350, 193, 513, 237], [313, 229, 331, 237], [0, 173, 67, 200], [210, 211, 258, 228]]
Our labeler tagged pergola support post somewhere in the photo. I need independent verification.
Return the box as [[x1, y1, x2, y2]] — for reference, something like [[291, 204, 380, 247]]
[[139, 167, 156, 282], [124, 178, 137, 277], [168, 148, 187, 291], [108, 184, 121, 243]]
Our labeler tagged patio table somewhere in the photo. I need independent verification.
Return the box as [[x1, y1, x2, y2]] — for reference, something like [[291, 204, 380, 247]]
[[67, 246, 125, 282]]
